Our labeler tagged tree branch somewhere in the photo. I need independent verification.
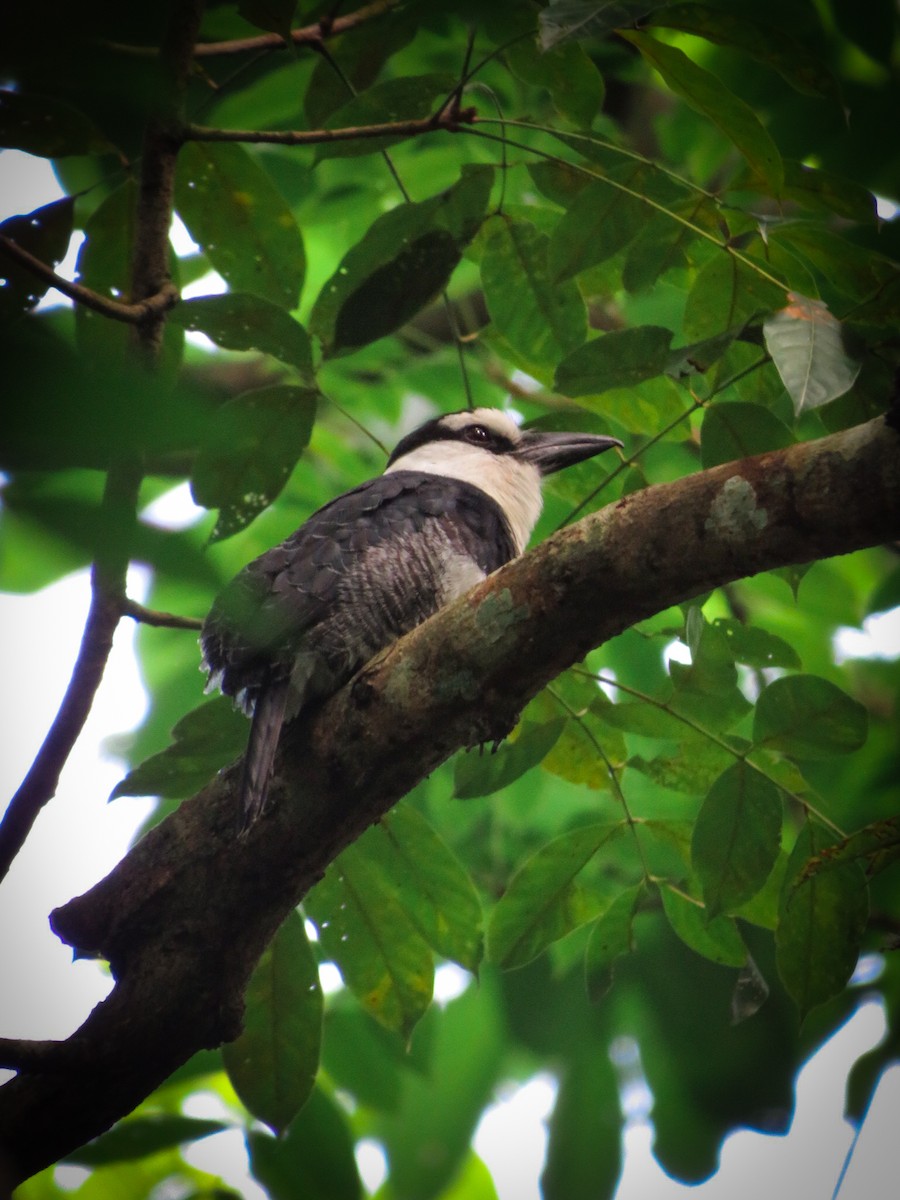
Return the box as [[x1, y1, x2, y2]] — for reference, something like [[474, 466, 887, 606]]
[[0, 236, 179, 324], [121, 598, 204, 631], [0, 464, 142, 884], [0, 3, 204, 887], [0, 1038, 93, 1074], [184, 105, 475, 147], [102, 0, 399, 58], [0, 416, 897, 1184]]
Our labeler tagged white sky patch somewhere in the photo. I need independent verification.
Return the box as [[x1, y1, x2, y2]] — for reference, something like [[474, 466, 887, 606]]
[[834, 606, 900, 663], [356, 1138, 389, 1193], [664, 637, 692, 668], [318, 961, 344, 995], [141, 480, 207, 531], [0, 567, 154, 1049], [433, 961, 471, 1006], [474, 1073, 557, 1200]]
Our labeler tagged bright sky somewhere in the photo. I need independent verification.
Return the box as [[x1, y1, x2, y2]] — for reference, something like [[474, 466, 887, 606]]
[[2, 147, 899, 1199]]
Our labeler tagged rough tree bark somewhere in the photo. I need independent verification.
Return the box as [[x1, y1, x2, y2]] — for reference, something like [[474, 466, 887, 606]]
[[0, 412, 897, 1186]]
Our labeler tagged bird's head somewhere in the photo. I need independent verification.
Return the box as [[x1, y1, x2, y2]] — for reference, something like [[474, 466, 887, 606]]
[[385, 408, 622, 552]]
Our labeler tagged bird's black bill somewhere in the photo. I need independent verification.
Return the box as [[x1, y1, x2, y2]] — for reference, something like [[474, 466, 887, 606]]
[[515, 429, 623, 475]]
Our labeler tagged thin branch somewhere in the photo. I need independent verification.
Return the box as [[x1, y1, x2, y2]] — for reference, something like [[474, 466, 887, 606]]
[[0, 1, 203, 883], [0, 237, 179, 325], [184, 106, 474, 147], [121, 599, 204, 631], [0, 465, 142, 885], [103, 0, 398, 58]]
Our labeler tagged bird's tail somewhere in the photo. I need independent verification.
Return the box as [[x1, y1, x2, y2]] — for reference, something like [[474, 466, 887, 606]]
[[240, 681, 290, 830]]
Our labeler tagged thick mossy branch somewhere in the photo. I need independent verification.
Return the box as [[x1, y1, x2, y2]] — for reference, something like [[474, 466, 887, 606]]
[[0, 416, 898, 1185]]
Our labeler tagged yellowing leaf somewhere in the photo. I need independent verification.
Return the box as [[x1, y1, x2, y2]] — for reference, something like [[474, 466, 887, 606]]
[[763, 291, 861, 414]]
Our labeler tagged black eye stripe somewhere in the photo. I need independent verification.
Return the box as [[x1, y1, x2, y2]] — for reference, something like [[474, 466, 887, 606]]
[[387, 415, 517, 465]]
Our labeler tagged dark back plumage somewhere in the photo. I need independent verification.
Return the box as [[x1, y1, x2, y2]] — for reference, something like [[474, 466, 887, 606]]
[[201, 470, 516, 716]]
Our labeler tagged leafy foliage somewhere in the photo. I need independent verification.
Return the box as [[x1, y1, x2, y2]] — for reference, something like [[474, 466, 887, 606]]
[[2, 1, 899, 1198]]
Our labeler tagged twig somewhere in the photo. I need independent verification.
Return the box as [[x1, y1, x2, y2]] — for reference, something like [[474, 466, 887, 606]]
[[184, 107, 475, 147], [0, 2, 203, 883], [121, 598, 203, 631], [0, 236, 179, 325], [0, 464, 143, 884], [103, 0, 398, 58], [194, 0, 396, 56]]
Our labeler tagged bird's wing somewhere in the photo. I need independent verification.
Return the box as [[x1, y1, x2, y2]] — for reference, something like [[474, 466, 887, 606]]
[[201, 471, 515, 709]]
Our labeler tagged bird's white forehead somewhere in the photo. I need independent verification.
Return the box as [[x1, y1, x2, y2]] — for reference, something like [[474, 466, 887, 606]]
[[438, 408, 522, 440]]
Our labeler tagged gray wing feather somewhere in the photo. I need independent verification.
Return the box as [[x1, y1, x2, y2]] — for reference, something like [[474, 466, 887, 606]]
[[201, 470, 516, 823]]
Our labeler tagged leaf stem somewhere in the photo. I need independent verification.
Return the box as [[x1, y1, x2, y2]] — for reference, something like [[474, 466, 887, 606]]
[[547, 685, 651, 881], [582, 670, 845, 837], [460, 122, 788, 291]]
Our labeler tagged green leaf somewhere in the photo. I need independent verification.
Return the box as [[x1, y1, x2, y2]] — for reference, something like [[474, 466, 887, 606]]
[[439, 1152, 501, 1200], [660, 884, 746, 966], [238, 0, 296, 42], [527, 159, 592, 207], [798, 816, 900, 886], [191, 384, 317, 541], [547, 166, 672, 282], [596, 700, 689, 739], [539, 1, 661, 51], [542, 1043, 623, 1200], [683, 252, 785, 342], [355, 804, 483, 973], [700, 402, 793, 468], [480, 214, 587, 371], [776, 821, 868, 1017], [628, 739, 733, 796], [0, 198, 74, 323], [305, 843, 434, 1038], [334, 229, 461, 352], [315, 73, 456, 160], [171, 293, 313, 380], [649, 4, 842, 101], [541, 710, 626, 790], [667, 611, 752, 734], [757, 160, 875, 223], [176, 141, 305, 309], [505, 38, 605, 127], [712, 619, 801, 670], [583, 882, 643, 1001], [223, 911, 323, 1134], [622, 204, 693, 293], [454, 718, 566, 799], [691, 762, 782, 917], [321, 1003, 406, 1113], [376, 977, 505, 1200], [65, 1115, 227, 1165], [866, 564, 900, 616], [311, 165, 492, 355], [555, 325, 673, 397], [110, 698, 249, 801], [621, 32, 783, 194], [665, 324, 749, 380], [753, 674, 869, 760], [0, 88, 114, 156], [486, 823, 625, 969], [763, 292, 860, 415], [249, 1087, 361, 1200]]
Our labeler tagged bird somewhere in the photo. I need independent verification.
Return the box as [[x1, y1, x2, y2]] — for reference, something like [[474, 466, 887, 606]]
[[201, 407, 622, 827]]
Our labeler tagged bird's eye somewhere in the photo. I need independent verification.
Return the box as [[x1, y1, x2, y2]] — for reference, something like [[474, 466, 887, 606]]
[[465, 424, 490, 444]]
